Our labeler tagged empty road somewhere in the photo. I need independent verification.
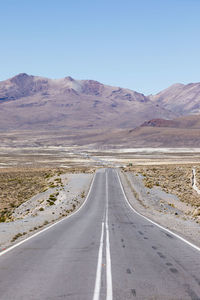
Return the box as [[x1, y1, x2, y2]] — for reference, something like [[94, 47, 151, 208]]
[[0, 169, 200, 299]]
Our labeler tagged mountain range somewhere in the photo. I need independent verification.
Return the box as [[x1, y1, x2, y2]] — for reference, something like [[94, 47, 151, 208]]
[[1, 73, 200, 147]]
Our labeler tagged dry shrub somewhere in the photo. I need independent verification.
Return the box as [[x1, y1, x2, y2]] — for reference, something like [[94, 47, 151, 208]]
[[125, 164, 200, 207], [0, 167, 66, 221]]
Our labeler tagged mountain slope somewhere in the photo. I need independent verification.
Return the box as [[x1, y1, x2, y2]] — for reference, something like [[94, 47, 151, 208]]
[[0, 73, 176, 131], [150, 82, 200, 115]]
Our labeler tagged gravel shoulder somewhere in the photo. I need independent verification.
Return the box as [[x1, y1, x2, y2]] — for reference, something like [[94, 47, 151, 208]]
[[119, 170, 200, 248], [0, 172, 93, 250]]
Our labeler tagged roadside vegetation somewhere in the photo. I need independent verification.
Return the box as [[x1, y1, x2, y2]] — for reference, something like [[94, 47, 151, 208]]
[[123, 164, 200, 208], [0, 166, 95, 223], [0, 167, 66, 222]]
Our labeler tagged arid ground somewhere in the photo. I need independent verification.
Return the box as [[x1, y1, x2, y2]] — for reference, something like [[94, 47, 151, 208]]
[[0, 146, 200, 248]]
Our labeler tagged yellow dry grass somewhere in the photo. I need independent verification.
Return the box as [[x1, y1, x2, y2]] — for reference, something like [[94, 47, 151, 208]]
[[0, 166, 96, 222], [0, 168, 58, 221], [123, 164, 200, 207]]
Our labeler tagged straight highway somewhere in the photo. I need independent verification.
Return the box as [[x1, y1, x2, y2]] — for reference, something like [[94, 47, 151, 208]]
[[0, 169, 200, 299]]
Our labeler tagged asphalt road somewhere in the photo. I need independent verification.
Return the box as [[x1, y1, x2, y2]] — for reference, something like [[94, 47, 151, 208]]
[[0, 168, 200, 299]]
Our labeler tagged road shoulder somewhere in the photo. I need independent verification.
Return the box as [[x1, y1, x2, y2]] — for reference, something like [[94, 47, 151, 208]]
[[0, 172, 93, 250], [119, 170, 200, 248]]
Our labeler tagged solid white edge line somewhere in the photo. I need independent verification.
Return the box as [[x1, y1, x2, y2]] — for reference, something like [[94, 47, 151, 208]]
[[116, 170, 200, 253], [0, 173, 96, 257], [105, 172, 113, 300], [93, 222, 105, 300]]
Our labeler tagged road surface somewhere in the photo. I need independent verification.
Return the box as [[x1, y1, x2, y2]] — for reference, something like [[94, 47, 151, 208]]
[[0, 168, 200, 299]]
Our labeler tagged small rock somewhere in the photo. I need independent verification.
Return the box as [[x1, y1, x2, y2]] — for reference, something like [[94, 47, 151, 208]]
[[192, 208, 200, 217]]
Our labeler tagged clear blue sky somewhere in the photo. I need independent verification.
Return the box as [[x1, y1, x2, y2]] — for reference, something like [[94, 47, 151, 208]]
[[0, 0, 200, 95]]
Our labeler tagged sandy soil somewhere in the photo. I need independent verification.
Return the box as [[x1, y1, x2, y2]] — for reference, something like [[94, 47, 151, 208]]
[[119, 170, 200, 248], [0, 173, 93, 250]]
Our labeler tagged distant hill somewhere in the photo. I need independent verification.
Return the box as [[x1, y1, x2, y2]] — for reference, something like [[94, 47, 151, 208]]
[[114, 114, 200, 148], [0, 73, 176, 131], [140, 115, 200, 129], [150, 82, 200, 115], [1, 73, 200, 148], [141, 118, 178, 128]]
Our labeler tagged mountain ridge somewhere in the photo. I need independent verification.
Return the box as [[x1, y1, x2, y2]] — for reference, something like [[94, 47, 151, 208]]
[[0, 73, 176, 131], [1, 73, 200, 148]]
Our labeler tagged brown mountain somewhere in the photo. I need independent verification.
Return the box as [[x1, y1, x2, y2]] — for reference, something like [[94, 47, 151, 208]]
[[150, 82, 200, 115], [0, 73, 176, 131]]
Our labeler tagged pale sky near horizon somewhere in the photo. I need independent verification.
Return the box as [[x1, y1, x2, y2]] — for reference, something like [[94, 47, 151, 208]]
[[0, 0, 200, 95]]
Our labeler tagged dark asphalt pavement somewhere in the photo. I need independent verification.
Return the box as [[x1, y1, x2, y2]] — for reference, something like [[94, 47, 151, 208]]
[[0, 168, 200, 300]]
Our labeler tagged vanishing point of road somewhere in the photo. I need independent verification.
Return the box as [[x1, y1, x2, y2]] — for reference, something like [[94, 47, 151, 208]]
[[0, 168, 200, 299]]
